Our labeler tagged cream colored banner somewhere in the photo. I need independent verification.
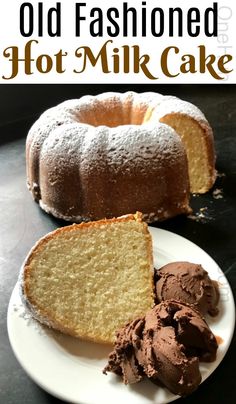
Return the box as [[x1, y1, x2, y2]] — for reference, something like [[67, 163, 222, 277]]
[[0, 0, 235, 83]]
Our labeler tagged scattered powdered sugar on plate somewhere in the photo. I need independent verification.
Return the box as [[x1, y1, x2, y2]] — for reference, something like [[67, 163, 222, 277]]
[[13, 302, 48, 337], [212, 188, 224, 199]]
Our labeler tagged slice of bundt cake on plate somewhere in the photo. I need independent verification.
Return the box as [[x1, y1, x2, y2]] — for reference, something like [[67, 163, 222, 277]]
[[20, 212, 155, 344]]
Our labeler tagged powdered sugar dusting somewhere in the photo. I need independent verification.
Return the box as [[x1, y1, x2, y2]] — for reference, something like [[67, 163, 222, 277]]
[[148, 95, 208, 123], [36, 121, 190, 222], [39, 200, 92, 223], [188, 207, 212, 223], [217, 172, 226, 178], [12, 300, 48, 336], [213, 188, 224, 199]]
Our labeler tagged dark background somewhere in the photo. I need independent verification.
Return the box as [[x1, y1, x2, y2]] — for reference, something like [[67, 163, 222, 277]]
[[0, 84, 235, 404]]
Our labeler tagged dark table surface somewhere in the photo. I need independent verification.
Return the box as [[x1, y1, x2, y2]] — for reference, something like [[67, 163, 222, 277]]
[[0, 84, 235, 404]]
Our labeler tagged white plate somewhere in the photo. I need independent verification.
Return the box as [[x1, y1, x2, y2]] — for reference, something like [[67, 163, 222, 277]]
[[7, 227, 235, 404]]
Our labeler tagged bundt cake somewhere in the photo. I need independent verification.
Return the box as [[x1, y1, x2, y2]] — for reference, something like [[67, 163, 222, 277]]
[[26, 91, 216, 223], [20, 212, 155, 344]]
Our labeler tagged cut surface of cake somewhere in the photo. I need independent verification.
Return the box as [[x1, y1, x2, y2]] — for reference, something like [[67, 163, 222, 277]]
[[144, 97, 216, 193], [20, 213, 154, 344]]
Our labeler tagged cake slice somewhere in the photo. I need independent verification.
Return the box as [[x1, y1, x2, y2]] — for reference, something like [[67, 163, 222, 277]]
[[20, 213, 154, 343]]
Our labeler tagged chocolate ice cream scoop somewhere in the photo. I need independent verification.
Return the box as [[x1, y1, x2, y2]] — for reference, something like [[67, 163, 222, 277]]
[[155, 262, 219, 316], [103, 300, 218, 397]]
